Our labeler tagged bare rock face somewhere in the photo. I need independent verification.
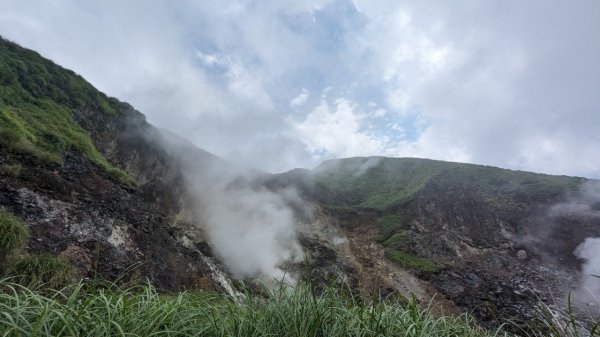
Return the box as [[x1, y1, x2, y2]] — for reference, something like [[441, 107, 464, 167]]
[[0, 147, 234, 293], [269, 157, 600, 331]]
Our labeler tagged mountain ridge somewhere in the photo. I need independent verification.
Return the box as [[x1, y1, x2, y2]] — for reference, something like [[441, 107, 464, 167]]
[[2, 37, 599, 331]]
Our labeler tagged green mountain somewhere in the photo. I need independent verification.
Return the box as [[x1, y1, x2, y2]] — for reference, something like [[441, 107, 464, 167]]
[[312, 157, 582, 211], [0, 37, 129, 182], [1, 37, 599, 333]]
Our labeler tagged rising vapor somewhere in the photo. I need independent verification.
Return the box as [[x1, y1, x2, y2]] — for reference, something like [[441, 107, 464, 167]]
[[155, 129, 310, 282]]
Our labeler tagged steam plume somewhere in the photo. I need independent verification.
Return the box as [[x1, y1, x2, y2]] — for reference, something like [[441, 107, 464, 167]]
[[551, 181, 600, 305], [156, 129, 308, 282], [574, 238, 600, 303]]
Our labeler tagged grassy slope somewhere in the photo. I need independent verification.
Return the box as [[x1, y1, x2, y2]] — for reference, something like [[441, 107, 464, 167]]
[[311, 157, 585, 272], [312, 157, 583, 212], [0, 37, 129, 182]]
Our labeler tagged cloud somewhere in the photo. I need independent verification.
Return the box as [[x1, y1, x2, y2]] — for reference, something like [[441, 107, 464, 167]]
[[349, 1, 600, 177], [293, 97, 387, 159], [1, 1, 599, 177], [292, 92, 471, 163], [290, 88, 310, 108]]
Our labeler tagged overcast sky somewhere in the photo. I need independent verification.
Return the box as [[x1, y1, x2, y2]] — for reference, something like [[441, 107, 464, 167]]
[[1, 1, 599, 177]]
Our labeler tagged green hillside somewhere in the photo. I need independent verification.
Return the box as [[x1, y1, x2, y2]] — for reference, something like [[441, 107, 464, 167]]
[[311, 156, 586, 267], [312, 157, 584, 211], [313, 157, 448, 210], [0, 37, 129, 182]]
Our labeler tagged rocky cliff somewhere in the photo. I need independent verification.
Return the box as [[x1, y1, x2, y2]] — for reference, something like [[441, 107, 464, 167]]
[[0, 36, 236, 293]]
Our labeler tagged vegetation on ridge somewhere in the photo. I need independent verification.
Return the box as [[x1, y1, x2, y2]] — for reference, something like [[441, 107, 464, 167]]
[[313, 157, 583, 212], [0, 37, 130, 183], [311, 157, 585, 273]]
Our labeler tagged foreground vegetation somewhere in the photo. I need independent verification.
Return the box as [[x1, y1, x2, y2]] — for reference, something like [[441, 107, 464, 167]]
[[1, 279, 598, 337], [0, 208, 29, 260], [0, 279, 511, 337], [0, 208, 75, 290]]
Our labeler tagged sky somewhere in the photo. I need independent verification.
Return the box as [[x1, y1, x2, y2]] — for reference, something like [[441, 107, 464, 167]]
[[1, 0, 599, 177]]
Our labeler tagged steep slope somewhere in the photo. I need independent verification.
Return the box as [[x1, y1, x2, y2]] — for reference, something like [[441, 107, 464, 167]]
[[273, 157, 598, 328], [0, 37, 235, 292]]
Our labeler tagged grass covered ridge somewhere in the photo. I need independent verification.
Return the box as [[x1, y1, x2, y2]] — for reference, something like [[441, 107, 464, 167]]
[[313, 157, 584, 212], [313, 157, 444, 211], [0, 37, 130, 183]]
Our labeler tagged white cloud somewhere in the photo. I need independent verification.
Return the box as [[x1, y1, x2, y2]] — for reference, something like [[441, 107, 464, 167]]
[[349, 1, 600, 177], [290, 88, 310, 108], [293, 98, 386, 159], [1, 0, 599, 177], [196, 51, 221, 66]]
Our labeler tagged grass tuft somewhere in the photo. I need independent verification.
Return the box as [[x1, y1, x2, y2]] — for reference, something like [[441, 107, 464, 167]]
[[6, 254, 75, 290], [0, 208, 29, 258], [0, 163, 22, 176], [524, 295, 600, 337]]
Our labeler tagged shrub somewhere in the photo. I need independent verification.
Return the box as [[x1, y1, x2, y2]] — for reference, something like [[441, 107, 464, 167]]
[[7, 254, 75, 290], [0, 208, 29, 258], [385, 249, 444, 273], [0, 163, 22, 176]]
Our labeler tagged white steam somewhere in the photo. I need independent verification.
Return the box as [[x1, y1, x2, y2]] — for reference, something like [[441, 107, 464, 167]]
[[153, 129, 310, 282], [574, 238, 600, 302], [554, 181, 600, 305], [201, 185, 305, 280], [549, 182, 600, 218]]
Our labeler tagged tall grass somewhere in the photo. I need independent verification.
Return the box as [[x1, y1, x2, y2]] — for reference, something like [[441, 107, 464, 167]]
[[0, 208, 29, 259], [525, 295, 600, 337], [6, 254, 75, 290], [0, 279, 510, 337]]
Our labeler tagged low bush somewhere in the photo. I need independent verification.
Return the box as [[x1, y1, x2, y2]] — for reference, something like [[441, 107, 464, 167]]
[[385, 249, 445, 273], [0, 208, 29, 258], [6, 254, 74, 290], [0, 163, 22, 176]]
